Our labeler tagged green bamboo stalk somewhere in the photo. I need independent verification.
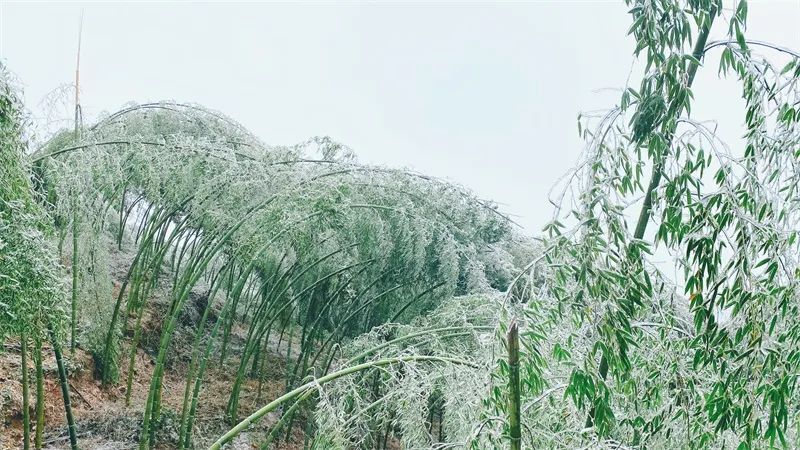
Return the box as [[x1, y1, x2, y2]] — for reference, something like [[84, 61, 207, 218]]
[[247, 272, 273, 318], [236, 240, 329, 366], [122, 251, 146, 335], [255, 332, 270, 403], [34, 334, 44, 450], [293, 295, 393, 443], [121, 248, 153, 394], [226, 247, 360, 423], [125, 222, 183, 402], [144, 235, 213, 447], [303, 414, 312, 449], [134, 202, 156, 244], [124, 283, 148, 405], [143, 172, 357, 449], [183, 289, 238, 449], [70, 208, 79, 354], [289, 266, 369, 388], [631, 5, 718, 242], [261, 389, 315, 449], [21, 332, 30, 450], [438, 407, 444, 442], [282, 275, 359, 438], [223, 265, 271, 422], [389, 282, 445, 323], [218, 270, 242, 365], [150, 236, 238, 434], [95, 187, 120, 234], [172, 228, 200, 289], [239, 276, 257, 321], [590, 4, 719, 429], [50, 327, 78, 450], [177, 269, 225, 449], [249, 330, 263, 377], [381, 418, 391, 449], [303, 280, 421, 377], [101, 202, 188, 383], [116, 187, 126, 249], [311, 284, 408, 373], [231, 297, 297, 424], [123, 210, 171, 329], [141, 237, 220, 448], [427, 401, 435, 437], [284, 314, 295, 391], [507, 321, 521, 450]]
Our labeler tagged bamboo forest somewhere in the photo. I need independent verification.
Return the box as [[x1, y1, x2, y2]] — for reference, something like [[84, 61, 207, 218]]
[[1, 0, 800, 448]]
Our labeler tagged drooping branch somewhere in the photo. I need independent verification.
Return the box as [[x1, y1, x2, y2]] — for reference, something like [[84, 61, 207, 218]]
[[209, 355, 480, 450]]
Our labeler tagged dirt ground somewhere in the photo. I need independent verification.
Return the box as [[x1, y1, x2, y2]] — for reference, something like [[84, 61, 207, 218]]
[[0, 247, 305, 450], [2, 226, 322, 450], [0, 327, 305, 450]]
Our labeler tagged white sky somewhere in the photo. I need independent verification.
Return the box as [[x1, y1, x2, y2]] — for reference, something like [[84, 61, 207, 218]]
[[1, 1, 798, 233]]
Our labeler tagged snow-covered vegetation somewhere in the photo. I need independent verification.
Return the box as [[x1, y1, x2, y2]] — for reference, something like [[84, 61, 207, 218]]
[[2, 1, 800, 449]]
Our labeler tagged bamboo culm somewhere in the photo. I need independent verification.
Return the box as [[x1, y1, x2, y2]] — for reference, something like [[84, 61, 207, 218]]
[[70, 208, 79, 354], [507, 321, 521, 450], [34, 334, 45, 450], [50, 326, 78, 450], [177, 269, 225, 449], [21, 332, 30, 450]]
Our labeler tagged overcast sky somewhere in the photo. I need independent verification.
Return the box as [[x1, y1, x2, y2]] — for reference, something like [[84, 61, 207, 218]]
[[1, 1, 798, 233]]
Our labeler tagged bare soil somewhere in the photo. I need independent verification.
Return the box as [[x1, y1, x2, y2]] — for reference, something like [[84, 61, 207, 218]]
[[0, 327, 305, 449], [1, 247, 305, 449]]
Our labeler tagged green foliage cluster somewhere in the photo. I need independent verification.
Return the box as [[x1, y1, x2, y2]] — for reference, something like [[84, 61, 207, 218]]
[[307, 2, 800, 449], [0, 63, 74, 450], [533, 0, 800, 448], [0, 64, 63, 341]]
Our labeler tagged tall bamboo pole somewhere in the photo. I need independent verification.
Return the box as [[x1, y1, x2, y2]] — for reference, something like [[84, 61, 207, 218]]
[[50, 326, 78, 450], [21, 333, 30, 450], [70, 209, 79, 354], [507, 321, 521, 450], [69, 12, 84, 356], [34, 334, 45, 450], [73, 9, 83, 140], [630, 5, 718, 242]]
